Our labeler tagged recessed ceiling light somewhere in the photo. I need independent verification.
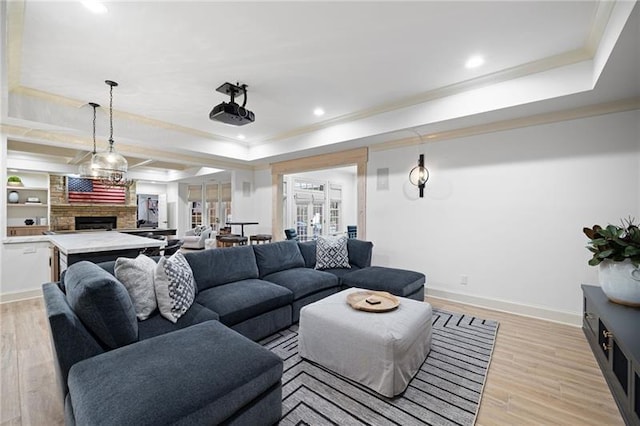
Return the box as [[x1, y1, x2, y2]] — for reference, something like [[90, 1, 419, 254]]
[[465, 55, 485, 69], [237, 134, 246, 140], [313, 107, 325, 117], [81, 0, 108, 14]]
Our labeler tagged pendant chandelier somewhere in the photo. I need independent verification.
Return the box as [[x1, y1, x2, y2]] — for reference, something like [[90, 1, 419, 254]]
[[78, 102, 103, 178], [90, 80, 133, 187]]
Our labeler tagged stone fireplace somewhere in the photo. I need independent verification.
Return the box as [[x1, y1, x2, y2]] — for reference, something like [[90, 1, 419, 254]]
[[49, 175, 137, 231]]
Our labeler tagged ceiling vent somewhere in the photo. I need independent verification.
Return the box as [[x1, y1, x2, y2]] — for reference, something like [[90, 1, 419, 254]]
[[209, 82, 255, 126]]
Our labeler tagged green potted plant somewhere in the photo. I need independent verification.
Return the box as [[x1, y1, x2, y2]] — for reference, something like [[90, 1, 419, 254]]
[[7, 175, 23, 187], [584, 216, 640, 306]]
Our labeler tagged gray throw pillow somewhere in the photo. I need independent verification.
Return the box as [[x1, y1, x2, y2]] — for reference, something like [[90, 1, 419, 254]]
[[154, 252, 196, 323], [114, 254, 157, 320], [315, 235, 351, 270], [65, 261, 138, 349]]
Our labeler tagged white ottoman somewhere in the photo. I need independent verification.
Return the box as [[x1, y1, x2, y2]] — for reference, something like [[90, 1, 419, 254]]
[[299, 288, 432, 397]]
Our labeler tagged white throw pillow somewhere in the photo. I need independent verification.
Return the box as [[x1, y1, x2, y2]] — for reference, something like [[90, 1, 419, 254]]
[[114, 254, 157, 320], [315, 235, 351, 270], [154, 252, 196, 323]]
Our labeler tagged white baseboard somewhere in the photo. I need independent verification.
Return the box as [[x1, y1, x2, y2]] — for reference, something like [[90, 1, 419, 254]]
[[0, 289, 43, 304], [426, 287, 582, 327]]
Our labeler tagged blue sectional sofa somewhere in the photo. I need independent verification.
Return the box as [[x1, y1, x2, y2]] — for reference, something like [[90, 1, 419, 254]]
[[43, 239, 425, 425]]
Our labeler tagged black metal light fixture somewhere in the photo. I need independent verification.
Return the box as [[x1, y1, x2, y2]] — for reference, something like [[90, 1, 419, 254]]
[[91, 80, 133, 187], [78, 102, 102, 178], [409, 154, 429, 198]]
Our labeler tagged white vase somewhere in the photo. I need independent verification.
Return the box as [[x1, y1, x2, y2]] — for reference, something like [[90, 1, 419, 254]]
[[599, 259, 640, 307], [8, 191, 19, 203]]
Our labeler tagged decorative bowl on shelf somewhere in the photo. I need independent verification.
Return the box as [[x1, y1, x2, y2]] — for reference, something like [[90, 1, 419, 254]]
[[24, 219, 35, 226], [7, 176, 23, 187]]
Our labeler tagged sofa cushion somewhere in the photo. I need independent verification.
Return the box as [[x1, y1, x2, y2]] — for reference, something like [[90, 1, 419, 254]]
[[68, 321, 283, 426], [253, 240, 305, 278], [346, 239, 374, 269], [184, 245, 259, 291], [341, 266, 425, 297], [114, 254, 157, 320], [298, 239, 373, 269], [316, 235, 350, 270], [137, 302, 219, 341], [298, 241, 316, 268], [264, 268, 339, 300], [322, 265, 361, 281], [64, 261, 138, 349], [154, 252, 196, 323], [196, 279, 293, 326]]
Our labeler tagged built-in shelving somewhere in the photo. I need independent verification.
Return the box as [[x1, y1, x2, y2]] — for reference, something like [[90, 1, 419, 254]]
[[5, 173, 50, 237]]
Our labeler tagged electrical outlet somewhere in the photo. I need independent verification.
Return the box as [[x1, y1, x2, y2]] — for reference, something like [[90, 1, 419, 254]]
[[460, 275, 468, 285]]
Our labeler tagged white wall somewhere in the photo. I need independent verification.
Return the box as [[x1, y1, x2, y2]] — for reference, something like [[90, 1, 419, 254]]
[[166, 182, 179, 230], [231, 169, 256, 222], [253, 169, 273, 236], [367, 110, 640, 321]]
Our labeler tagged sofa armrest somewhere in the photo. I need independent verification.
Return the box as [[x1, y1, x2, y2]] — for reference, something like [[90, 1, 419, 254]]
[[67, 321, 283, 426]]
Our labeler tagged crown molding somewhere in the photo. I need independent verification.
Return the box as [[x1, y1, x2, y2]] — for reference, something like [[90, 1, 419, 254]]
[[1, 124, 254, 171], [370, 97, 640, 152], [258, 48, 592, 147]]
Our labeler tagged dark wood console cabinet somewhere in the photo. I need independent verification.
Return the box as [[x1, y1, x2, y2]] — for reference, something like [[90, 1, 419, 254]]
[[582, 284, 640, 425]]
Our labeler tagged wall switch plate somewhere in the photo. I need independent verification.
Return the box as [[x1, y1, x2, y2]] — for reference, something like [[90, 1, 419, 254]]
[[460, 275, 468, 285]]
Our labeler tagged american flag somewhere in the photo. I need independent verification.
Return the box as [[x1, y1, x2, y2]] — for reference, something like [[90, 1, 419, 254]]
[[68, 178, 126, 204]]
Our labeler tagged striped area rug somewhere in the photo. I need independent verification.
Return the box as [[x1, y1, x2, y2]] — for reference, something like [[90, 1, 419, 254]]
[[261, 308, 499, 426]]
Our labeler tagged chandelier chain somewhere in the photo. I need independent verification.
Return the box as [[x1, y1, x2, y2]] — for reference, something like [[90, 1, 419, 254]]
[[92, 104, 97, 154], [109, 83, 114, 145]]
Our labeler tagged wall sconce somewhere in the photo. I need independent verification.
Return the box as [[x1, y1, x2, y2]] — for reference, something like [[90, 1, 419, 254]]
[[409, 154, 429, 197]]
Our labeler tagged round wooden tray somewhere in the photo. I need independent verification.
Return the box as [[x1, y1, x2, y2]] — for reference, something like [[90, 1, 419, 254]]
[[346, 291, 400, 312]]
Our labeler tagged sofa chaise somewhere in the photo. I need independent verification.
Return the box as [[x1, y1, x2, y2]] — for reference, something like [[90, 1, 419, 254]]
[[44, 238, 425, 425]]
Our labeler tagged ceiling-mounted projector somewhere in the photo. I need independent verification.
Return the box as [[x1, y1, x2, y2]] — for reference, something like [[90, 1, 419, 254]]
[[209, 82, 255, 126]]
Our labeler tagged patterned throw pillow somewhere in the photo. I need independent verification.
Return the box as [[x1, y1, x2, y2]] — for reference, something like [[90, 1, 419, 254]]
[[114, 254, 157, 320], [154, 252, 196, 323], [315, 235, 351, 270]]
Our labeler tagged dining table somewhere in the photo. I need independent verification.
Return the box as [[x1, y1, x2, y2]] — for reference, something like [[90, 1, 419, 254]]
[[226, 221, 259, 237]]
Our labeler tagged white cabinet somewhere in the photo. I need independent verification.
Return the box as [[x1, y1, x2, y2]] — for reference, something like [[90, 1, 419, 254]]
[[0, 241, 51, 297]]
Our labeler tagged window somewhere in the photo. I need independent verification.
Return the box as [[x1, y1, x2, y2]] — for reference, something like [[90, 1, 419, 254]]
[[187, 181, 231, 230], [205, 183, 219, 228], [188, 185, 203, 228], [295, 203, 309, 241], [285, 177, 341, 241], [329, 201, 340, 234]]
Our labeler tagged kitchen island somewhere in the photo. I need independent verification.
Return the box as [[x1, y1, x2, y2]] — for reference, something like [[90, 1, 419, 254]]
[[49, 231, 165, 280]]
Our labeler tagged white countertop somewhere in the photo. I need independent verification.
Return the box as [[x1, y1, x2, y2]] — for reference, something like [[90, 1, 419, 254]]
[[48, 231, 165, 255], [2, 235, 51, 244]]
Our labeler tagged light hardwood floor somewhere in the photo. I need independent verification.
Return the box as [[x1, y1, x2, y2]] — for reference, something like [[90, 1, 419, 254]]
[[0, 296, 624, 425]]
